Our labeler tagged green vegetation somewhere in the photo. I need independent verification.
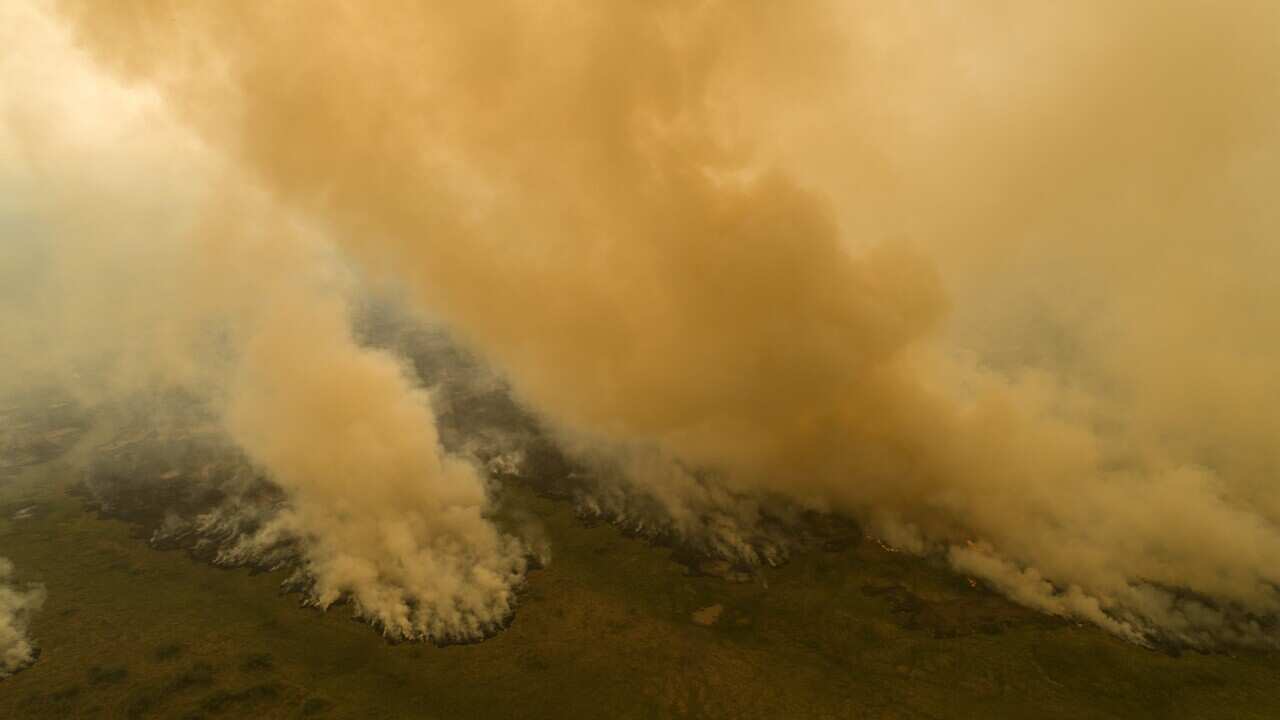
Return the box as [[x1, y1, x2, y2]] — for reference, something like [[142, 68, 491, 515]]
[[2, 457, 1278, 719]]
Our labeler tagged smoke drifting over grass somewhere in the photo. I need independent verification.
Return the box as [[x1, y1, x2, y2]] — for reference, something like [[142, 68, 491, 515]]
[[1, 3, 525, 642], [0, 558, 44, 678], [3, 1, 1280, 645], [221, 291, 527, 641]]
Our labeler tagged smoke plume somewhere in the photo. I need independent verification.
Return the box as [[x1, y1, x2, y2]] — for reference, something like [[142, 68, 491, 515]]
[[4, 0, 1279, 645], [0, 558, 44, 678], [1, 2, 525, 642]]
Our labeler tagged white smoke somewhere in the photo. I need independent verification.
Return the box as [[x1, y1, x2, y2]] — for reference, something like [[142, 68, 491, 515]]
[[0, 1, 527, 643], [6, 0, 1280, 648], [0, 558, 44, 678]]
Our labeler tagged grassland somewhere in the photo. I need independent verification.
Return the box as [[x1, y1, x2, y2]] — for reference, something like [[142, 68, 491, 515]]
[[1, 454, 1278, 719]]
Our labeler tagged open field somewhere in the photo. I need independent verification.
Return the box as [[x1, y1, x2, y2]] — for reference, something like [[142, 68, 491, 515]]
[[2, 454, 1278, 720]]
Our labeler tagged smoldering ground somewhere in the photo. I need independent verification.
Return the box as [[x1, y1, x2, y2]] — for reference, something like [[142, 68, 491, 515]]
[[2, 0, 1280, 649]]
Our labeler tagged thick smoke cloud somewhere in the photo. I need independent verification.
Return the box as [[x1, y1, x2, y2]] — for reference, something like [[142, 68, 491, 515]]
[[220, 289, 526, 640], [1, 2, 525, 642], [8, 0, 1280, 645], [0, 558, 44, 678]]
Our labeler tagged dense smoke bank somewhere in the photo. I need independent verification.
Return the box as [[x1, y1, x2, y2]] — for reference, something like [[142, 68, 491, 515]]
[[3, 1, 1279, 645], [0, 558, 44, 678], [1, 3, 526, 643]]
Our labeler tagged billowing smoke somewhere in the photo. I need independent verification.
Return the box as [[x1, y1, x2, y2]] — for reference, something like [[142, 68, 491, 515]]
[[5, 0, 1280, 646], [1, 2, 526, 642], [0, 558, 44, 678], [219, 288, 526, 640]]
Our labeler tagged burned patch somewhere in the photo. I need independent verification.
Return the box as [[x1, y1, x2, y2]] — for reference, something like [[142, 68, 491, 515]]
[[861, 582, 1067, 639]]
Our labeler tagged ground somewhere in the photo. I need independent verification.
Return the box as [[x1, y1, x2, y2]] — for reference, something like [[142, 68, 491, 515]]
[[1, 454, 1278, 719]]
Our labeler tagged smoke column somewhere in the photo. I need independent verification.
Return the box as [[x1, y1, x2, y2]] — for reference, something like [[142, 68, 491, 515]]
[[6, 0, 1279, 645], [0, 558, 44, 678], [1, 2, 525, 642]]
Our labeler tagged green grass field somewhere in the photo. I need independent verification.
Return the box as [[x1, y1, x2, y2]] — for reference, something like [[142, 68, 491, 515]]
[[2, 455, 1278, 719]]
